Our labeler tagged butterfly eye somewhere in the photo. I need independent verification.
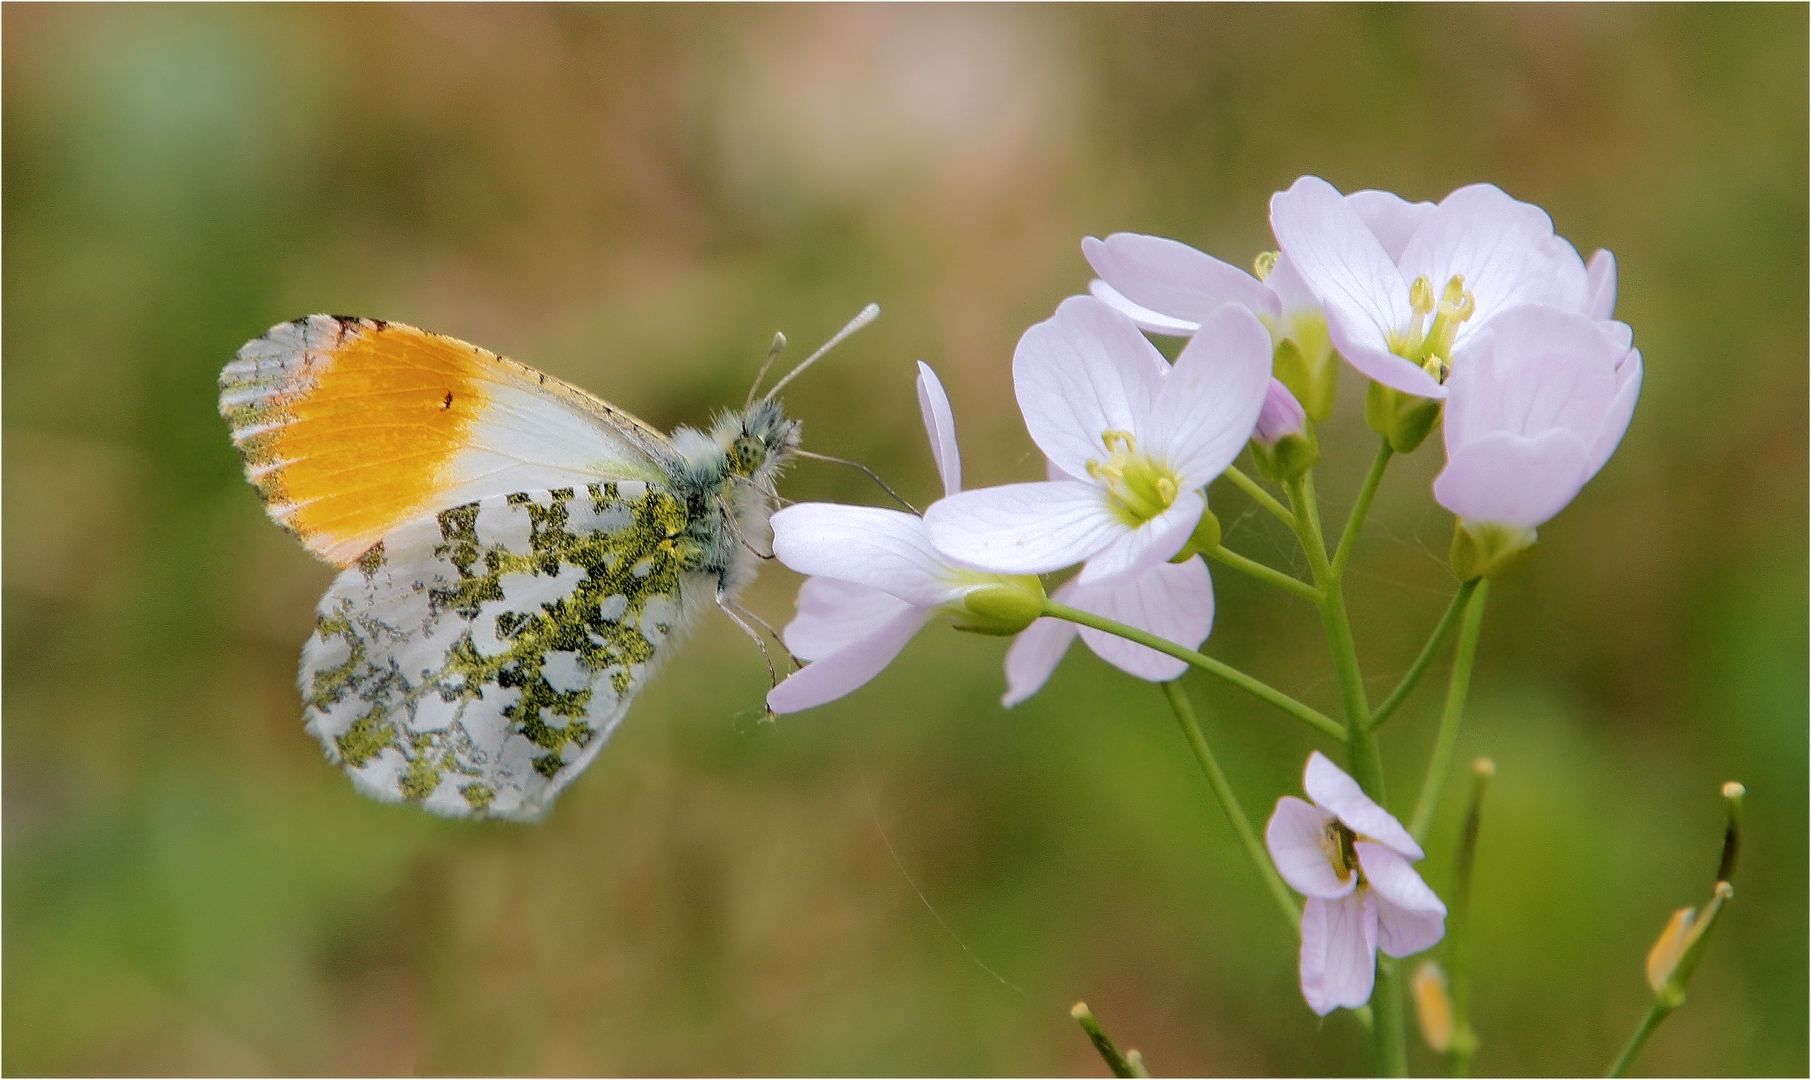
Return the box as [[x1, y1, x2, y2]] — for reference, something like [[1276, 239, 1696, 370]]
[[730, 434, 767, 476]]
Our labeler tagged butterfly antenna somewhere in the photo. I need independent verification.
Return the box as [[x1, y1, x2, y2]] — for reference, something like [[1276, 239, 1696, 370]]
[[792, 450, 919, 515], [762, 303, 880, 403], [745, 331, 789, 409]]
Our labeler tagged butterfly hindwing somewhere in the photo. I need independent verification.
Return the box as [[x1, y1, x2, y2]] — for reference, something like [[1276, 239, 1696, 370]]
[[301, 483, 712, 820]]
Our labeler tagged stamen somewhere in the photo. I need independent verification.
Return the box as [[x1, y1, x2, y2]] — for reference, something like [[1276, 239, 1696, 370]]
[[1253, 250, 1279, 282]]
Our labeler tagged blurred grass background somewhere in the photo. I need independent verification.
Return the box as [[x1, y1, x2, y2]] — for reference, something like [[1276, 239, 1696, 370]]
[[4, 4, 1804, 1075]]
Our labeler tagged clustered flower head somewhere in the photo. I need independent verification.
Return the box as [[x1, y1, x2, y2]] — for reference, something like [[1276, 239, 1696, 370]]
[[763, 174, 1640, 1016]]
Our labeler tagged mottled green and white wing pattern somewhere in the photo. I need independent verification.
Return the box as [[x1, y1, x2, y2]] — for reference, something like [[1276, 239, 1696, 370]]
[[302, 482, 711, 820]]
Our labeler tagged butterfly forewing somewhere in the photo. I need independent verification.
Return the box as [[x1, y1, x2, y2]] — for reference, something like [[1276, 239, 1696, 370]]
[[302, 484, 712, 820], [220, 316, 679, 566]]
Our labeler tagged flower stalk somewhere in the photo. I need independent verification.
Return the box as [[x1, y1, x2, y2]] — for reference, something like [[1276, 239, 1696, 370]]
[[1369, 579, 1481, 730], [1444, 758, 1495, 1076], [1409, 581, 1490, 842], [1071, 1002, 1145, 1078]]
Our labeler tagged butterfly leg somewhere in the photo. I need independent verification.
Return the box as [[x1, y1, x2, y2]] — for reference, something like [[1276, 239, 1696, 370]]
[[714, 586, 795, 722]]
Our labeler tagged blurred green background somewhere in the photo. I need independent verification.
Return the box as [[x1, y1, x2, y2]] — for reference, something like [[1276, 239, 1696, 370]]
[[5, 5, 1804, 1076]]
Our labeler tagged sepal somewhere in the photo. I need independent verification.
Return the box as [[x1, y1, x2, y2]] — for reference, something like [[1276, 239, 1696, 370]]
[[1366, 380, 1443, 454], [1450, 520, 1537, 582], [952, 576, 1047, 636]]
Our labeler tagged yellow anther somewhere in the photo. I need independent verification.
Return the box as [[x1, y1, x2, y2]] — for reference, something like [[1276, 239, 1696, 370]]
[[1253, 250, 1280, 282], [1410, 276, 1436, 315], [1156, 477, 1177, 504], [1101, 429, 1136, 454], [1440, 274, 1468, 309]]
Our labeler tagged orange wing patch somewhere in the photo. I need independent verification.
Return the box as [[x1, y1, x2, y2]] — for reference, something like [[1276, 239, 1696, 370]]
[[222, 317, 490, 565]]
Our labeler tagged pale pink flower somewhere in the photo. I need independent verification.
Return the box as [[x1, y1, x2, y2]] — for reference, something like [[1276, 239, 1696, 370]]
[[1267, 752, 1447, 1015], [1001, 555, 1215, 707], [1433, 305, 1642, 530], [1253, 377, 1309, 448], [924, 295, 1270, 586], [1270, 175, 1602, 399], [768, 363, 1033, 714]]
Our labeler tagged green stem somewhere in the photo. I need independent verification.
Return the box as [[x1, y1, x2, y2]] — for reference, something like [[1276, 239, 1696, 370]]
[[1207, 544, 1321, 602], [1284, 471, 1405, 1076], [1224, 465, 1296, 525], [1331, 439, 1394, 581], [1071, 1002, 1138, 1078], [1409, 580, 1490, 842], [1042, 599, 1346, 742], [1446, 759, 1494, 1077], [1606, 1001, 1670, 1078], [1163, 681, 1302, 932], [1370, 580, 1480, 732]]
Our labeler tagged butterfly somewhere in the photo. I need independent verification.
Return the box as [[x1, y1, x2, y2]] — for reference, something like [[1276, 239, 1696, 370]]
[[219, 309, 874, 820]]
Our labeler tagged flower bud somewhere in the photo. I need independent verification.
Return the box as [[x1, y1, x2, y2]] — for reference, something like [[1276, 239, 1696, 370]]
[[1365, 380, 1443, 454], [951, 576, 1046, 636], [1411, 962, 1454, 1053], [1646, 881, 1735, 1004], [1250, 380, 1319, 483], [1449, 520, 1537, 582]]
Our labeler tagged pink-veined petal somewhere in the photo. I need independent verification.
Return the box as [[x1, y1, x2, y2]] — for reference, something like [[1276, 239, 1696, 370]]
[[1002, 613, 1080, 707], [771, 503, 959, 607], [916, 361, 963, 498], [782, 577, 917, 662], [1270, 175, 1411, 354], [1433, 429, 1593, 530], [1445, 306, 1621, 448], [1015, 295, 1170, 479], [1304, 751, 1423, 860], [1586, 248, 1619, 321], [925, 480, 1123, 576], [1150, 304, 1274, 485], [1300, 892, 1378, 1015], [1075, 488, 1204, 585], [1072, 555, 1214, 682], [1398, 184, 1591, 353], [1347, 189, 1437, 262], [1082, 233, 1281, 324], [1359, 842, 1448, 957], [767, 605, 935, 714], [1267, 796, 1356, 900], [1088, 279, 1201, 336], [1586, 348, 1642, 480]]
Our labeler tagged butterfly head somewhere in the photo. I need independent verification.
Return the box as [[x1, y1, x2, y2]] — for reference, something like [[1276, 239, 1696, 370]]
[[724, 396, 801, 482]]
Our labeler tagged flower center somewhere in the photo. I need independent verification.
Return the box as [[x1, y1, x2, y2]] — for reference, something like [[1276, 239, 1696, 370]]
[[1086, 431, 1182, 527], [1387, 274, 1475, 384], [1320, 819, 1362, 884]]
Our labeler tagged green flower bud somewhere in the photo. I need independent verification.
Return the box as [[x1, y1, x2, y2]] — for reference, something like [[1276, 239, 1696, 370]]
[[1365, 381, 1442, 454], [952, 576, 1047, 636], [1251, 425, 1320, 483], [1450, 520, 1537, 582]]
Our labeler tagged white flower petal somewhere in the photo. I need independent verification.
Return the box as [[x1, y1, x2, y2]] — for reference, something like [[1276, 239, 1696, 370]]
[[1433, 430, 1593, 531], [916, 361, 963, 499], [1446, 306, 1621, 447], [1264, 253, 1320, 320], [771, 504, 958, 607], [1300, 892, 1378, 1016], [1076, 488, 1204, 585], [1001, 614, 1079, 707], [1073, 556, 1214, 682], [1303, 751, 1423, 860], [1151, 304, 1274, 484], [1089, 280, 1202, 336], [1270, 175, 1412, 354], [1586, 348, 1642, 480], [1266, 796, 1356, 900], [1082, 233, 1281, 324], [1347, 189, 1436, 262], [782, 577, 917, 661], [767, 606, 934, 714], [1359, 842, 1448, 957], [1586, 248, 1619, 321], [1324, 310, 1449, 398], [1398, 183, 1591, 351], [1014, 295, 1170, 479], [924, 480, 1123, 576]]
